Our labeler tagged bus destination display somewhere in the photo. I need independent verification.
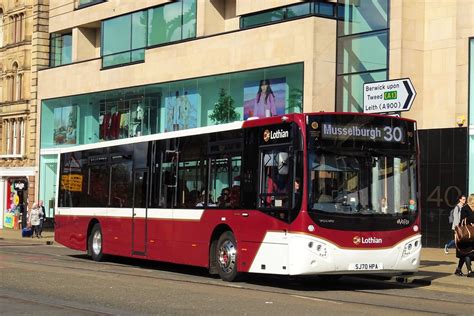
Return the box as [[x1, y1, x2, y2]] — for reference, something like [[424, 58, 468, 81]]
[[320, 123, 406, 143]]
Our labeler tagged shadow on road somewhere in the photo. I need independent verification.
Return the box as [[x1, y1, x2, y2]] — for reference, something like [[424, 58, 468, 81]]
[[68, 254, 431, 292]]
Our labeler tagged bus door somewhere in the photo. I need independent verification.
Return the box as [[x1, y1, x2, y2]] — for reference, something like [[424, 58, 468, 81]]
[[132, 168, 149, 255], [258, 146, 293, 217]]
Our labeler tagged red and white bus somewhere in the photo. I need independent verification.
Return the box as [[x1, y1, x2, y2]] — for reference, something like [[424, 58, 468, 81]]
[[55, 112, 421, 281]]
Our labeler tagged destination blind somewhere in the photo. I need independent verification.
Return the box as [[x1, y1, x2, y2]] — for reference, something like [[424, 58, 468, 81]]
[[321, 123, 406, 143]]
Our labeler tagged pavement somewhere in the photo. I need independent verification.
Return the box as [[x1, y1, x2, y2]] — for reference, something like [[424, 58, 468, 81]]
[[1, 228, 473, 290]]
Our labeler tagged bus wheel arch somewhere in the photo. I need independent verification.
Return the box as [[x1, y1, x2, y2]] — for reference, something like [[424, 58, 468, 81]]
[[87, 220, 104, 261], [209, 224, 232, 275]]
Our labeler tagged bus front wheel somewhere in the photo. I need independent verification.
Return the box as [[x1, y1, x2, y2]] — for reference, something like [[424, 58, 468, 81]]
[[216, 231, 240, 282], [88, 223, 104, 261]]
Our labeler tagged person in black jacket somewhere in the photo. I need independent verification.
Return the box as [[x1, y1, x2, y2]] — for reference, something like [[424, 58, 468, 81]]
[[454, 194, 474, 277], [38, 200, 46, 238]]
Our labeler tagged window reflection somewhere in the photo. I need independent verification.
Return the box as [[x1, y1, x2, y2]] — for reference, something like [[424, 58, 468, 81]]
[[309, 152, 417, 215], [41, 63, 303, 149]]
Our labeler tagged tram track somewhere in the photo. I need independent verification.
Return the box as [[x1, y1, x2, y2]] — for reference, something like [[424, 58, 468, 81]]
[[1, 243, 472, 315], [0, 291, 131, 316]]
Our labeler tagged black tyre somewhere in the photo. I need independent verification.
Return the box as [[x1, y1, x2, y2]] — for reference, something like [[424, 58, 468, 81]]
[[88, 223, 104, 261], [216, 231, 240, 282]]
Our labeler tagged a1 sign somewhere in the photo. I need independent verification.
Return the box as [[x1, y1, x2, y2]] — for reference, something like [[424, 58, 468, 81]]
[[363, 78, 416, 114]]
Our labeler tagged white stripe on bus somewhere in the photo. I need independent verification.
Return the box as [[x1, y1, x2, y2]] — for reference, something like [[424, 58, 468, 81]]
[[56, 207, 204, 220]]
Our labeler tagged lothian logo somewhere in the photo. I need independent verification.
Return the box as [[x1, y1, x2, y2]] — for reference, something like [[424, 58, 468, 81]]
[[263, 129, 289, 142], [353, 236, 361, 245], [353, 236, 383, 245], [263, 129, 271, 142]]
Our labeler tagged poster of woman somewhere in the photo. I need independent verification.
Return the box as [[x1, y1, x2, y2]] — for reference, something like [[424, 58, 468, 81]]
[[243, 78, 286, 119]]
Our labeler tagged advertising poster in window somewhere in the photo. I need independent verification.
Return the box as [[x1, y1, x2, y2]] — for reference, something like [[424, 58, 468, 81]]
[[164, 89, 199, 132], [54, 106, 77, 144], [243, 78, 286, 119]]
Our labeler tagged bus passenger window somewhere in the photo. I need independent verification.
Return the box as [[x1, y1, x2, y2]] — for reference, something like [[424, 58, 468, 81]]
[[209, 155, 241, 208]]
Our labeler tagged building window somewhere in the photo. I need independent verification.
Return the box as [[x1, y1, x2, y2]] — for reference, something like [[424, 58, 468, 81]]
[[336, 0, 389, 112], [102, 11, 147, 68], [0, 69, 3, 102], [240, 1, 336, 29], [50, 33, 72, 67], [10, 13, 24, 43], [147, 0, 196, 46], [41, 63, 303, 148], [1, 117, 26, 157], [101, 0, 196, 68], [77, 0, 106, 9], [12, 62, 22, 101], [0, 9, 4, 47]]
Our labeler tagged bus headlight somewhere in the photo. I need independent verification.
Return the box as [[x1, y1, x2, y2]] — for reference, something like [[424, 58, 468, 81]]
[[402, 239, 421, 258]]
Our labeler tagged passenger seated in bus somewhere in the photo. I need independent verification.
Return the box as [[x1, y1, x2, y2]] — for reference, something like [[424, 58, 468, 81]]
[[187, 190, 201, 208], [229, 186, 240, 208], [195, 191, 205, 207], [207, 193, 216, 206], [217, 188, 231, 208]]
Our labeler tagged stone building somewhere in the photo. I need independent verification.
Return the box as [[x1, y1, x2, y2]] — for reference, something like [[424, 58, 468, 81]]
[[0, 0, 49, 227]]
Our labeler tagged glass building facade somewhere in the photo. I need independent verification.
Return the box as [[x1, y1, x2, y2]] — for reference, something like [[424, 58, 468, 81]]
[[240, 0, 337, 29], [101, 0, 197, 68], [40, 63, 304, 214], [336, 0, 389, 112], [40, 1, 391, 217]]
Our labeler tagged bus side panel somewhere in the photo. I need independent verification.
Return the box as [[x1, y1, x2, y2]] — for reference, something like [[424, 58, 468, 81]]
[[101, 216, 133, 257], [237, 210, 291, 273], [171, 222, 210, 267], [144, 218, 175, 263], [167, 209, 290, 273], [54, 215, 89, 251], [170, 210, 236, 268]]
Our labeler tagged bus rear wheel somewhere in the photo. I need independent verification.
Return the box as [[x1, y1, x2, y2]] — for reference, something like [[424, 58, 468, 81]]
[[216, 231, 240, 282], [88, 223, 104, 261]]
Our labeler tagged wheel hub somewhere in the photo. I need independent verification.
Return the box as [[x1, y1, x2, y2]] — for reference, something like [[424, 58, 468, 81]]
[[92, 230, 102, 255], [218, 240, 236, 273]]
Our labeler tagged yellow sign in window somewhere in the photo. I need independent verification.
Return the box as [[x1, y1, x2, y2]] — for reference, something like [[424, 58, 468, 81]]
[[61, 174, 83, 192]]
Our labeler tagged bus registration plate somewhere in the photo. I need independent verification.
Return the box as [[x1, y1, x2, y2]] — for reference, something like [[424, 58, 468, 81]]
[[348, 263, 383, 271]]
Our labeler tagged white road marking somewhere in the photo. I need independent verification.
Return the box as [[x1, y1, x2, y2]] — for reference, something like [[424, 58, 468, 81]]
[[291, 295, 342, 305]]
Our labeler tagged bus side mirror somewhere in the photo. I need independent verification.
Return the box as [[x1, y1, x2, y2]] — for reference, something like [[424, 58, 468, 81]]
[[277, 152, 289, 175]]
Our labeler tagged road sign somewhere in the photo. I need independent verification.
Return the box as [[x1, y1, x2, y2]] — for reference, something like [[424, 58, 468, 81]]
[[363, 78, 416, 114]]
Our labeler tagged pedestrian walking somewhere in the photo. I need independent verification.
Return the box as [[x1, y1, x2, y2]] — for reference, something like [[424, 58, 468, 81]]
[[29, 203, 43, 238], [444, 195, 465, 254], [454, 194, 474, 277], [38, 200, 46, 238]]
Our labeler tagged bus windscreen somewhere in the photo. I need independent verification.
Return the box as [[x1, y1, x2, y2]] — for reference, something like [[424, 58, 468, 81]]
[[306, 114, 418, 231]]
